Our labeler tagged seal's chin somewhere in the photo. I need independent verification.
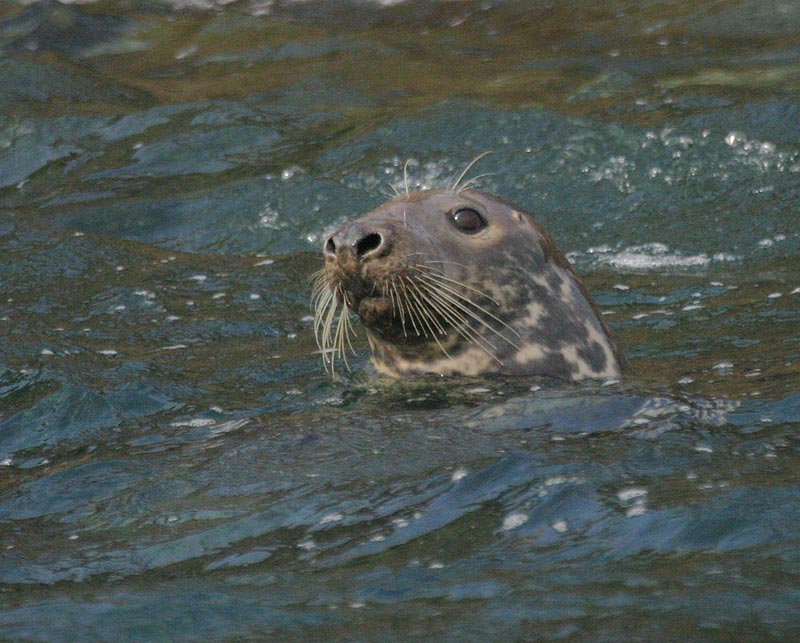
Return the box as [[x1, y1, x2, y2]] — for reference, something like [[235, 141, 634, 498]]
[[356, 295, 393, 327], [356, 294, 440, 344]]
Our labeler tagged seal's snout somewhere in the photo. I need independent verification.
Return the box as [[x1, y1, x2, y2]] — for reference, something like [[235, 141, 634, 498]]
[[325, 221, 391, 262]]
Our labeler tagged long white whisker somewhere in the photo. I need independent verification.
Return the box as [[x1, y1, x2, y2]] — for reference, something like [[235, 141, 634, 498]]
[[312, 275, 358, 376], [398, 280, 423, 336], [416, 282, 504, 363], [412, 264, 503, 307], [450, 151, 493, 192], [391, 282, 409, 337], [417, 277, 520, 350], [412, 272, 520, 340], [456, 172, 496, 193], [404, 279, 452, 358]]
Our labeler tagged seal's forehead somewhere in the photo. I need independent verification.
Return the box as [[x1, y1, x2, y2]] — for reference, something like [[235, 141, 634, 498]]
[[381, 189, 514, 219]]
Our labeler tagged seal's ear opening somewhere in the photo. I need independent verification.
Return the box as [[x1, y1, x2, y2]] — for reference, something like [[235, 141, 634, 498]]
[[450, 208, 486, 234]]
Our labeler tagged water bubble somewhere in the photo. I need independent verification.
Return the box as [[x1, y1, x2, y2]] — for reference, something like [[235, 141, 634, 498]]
[[175, 45, 198, 60], [451, 467, 468, 482], [618, 487, 647, 517], [501, 512, 529, 531], [281, 166, 303, 181], [725, 131, 747, 147], [617, 487, 647, 502]]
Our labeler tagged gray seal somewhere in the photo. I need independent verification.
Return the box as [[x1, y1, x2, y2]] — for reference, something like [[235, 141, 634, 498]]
[[312, 188, 623, 381]]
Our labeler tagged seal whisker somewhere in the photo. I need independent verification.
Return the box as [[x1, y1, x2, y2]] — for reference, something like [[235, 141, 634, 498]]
[[414, 281, 504, 363], [450, 151, 493, 192], [410, 279, 506, 361], [410, 256, 470, 269], [412, 264, 503, 307], [456, 172, 495, 194], [403, 158, 412, 197], [333, 288, 358, 375], [387, 281, 396, 318], [404, 279, 448, 337], [312, 276, 357, 375], [339, 290, 357, 354], [313, 290, 333, 343], [319, 291, 340, 369], [390, 281, 409, 337], [333, 293, 356, 374], [397, 280, 423, 337], [397, 281, 422, 337], [404, 279, 453, 359], [411, 271, 520, 341], [311, 273, 334, 342], [413, 275, 521, 350]]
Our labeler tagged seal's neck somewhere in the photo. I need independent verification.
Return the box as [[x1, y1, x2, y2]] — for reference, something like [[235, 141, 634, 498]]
[[365, 264, 621, 381]]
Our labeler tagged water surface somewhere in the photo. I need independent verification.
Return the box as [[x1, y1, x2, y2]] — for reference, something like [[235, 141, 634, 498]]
[[1, 1, 799, 641]]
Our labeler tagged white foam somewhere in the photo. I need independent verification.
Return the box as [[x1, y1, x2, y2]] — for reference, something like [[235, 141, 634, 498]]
[[582, 242, 739, 271], [501, 512, 529, 531], [451, 467, 468, 482]]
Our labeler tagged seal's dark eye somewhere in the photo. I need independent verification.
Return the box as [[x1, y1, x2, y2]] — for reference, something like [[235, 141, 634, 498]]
[[451, 208, 486, 234]]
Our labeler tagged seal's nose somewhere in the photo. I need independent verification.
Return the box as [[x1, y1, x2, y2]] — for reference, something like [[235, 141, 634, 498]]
[[324, 222, 390, 262]]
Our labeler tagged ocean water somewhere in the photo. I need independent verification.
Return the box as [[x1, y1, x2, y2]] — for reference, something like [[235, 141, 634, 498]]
[[0, 1, 798, 641]]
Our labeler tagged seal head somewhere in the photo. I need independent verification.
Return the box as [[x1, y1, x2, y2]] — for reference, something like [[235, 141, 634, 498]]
[[313, 189, 623, 381]]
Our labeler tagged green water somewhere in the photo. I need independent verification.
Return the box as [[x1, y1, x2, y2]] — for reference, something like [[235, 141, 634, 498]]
[[1, 1, 799, 641]]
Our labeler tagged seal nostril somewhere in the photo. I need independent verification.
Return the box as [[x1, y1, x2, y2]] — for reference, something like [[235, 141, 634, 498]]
[[355, 232, 383, 258], [324, 237, 337, 257]]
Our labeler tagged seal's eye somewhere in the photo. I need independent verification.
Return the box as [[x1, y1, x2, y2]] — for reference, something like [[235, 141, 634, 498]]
[[450, 208, 486, 234]]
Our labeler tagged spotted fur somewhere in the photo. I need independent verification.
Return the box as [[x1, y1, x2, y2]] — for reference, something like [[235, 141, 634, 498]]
[[313, 189, 623, 381]]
